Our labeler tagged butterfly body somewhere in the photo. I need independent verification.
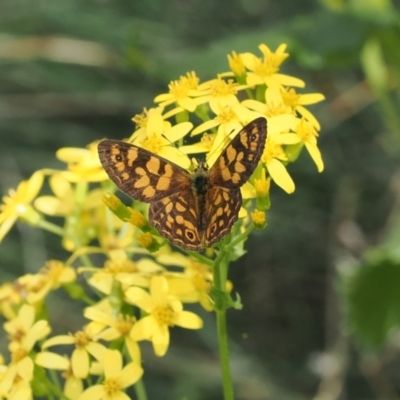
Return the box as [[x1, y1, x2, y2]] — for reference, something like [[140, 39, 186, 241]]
[[98, 117, 267, 251]]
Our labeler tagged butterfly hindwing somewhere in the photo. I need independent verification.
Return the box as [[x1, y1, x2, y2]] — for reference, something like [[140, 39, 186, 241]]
[[208, 117, 267, 188], [98, 140, 191, 202], [149, 189, 202, 251], [204, 186, 242, 247]]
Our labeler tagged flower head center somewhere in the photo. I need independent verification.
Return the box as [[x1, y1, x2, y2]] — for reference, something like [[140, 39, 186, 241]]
[[103, 378, 121, 396], [209, 78, 237, 97], [73, 331, 90, 348], [265, 102, 290, 118], [140, 134, 164, 154], [9, 328, 26, 343], [216, 108, 236, 125], [262, 141, 287, 164], [281, 88, 301, 107], [11, 347, 27, 363], [153, 305, 175, 326], [297, 119, 318, 142], [253, 58, 278, 77], [116, 315, 135, 336]]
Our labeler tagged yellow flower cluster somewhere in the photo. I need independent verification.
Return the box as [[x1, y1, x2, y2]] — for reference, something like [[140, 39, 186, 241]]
[[0, 43, 324, 399]]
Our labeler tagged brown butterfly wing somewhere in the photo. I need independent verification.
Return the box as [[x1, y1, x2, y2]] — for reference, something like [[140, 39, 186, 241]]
[[98, 140, 191, 203], [149, 190, 202, 251], [208, 117, 267, 188], [204, 187, 242, 247], [204, 117, 267, 245]]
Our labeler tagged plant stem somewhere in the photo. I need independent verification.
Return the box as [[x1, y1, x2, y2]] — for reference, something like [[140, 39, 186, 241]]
[[37, 219, 64, 236], [213, 247, 234, 400], [134, 378, 148, 400], [216, 308, 234, 400]]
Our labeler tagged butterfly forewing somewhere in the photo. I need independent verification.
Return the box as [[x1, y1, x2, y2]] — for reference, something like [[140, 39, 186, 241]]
[[98, 140, 191, 203], [208, 117, 267, 188]]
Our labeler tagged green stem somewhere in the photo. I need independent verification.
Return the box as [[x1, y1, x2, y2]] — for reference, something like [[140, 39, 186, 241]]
[[134, 378, 148, 400], [226, 223, 255, 251], [186, 250, 214, 266], [36, 219, 64, 236], [213, 247, 234, 400], [216, 309, 234, 400]]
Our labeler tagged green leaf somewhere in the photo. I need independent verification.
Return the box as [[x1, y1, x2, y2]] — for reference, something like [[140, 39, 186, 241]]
[[346, 257, 400, 348]]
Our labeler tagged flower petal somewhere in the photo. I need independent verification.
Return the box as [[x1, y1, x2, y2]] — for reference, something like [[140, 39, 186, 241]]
[[130, 316, 156, 341], [125, 287, 153, 312], [71, 348, 89, 379], [152, 325, 170, 357], [78, 385, 105, 400], [102, 350, 122, 379], [35, 351, 69, 370], [267, 159, 295, 194], [119, 362, 143, 388], [305, 142, 324, 172], [173, 311, 203, 329]]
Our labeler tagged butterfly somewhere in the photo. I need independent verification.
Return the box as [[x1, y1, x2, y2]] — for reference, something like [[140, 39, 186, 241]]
[[98, 117, 267, 251]]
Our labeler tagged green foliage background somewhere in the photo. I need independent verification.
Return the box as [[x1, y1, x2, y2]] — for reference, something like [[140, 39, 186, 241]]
[[2, 0, 400, 399]]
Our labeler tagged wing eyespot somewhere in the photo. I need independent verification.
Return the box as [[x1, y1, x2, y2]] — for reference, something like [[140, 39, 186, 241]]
[[209, 223, 217, 236], [185, 230, 196, 241], [115, 154, 123, 162]]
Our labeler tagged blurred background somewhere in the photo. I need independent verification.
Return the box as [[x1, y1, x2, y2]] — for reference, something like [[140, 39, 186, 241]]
[[1, 0, 400, 399]]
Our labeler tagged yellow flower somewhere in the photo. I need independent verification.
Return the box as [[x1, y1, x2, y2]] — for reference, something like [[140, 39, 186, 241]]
[[82, 256, 163, 295], [42, 326, 107, 379], [78, 349, 143, 400], [126, 275, 203, 356], [280, 87, 325, 130], [0, 305, 50, 394], [196, 76, 247, 112], [4, 304, 51, 353], [254, 170, 271, 197], [84, 303, 141, 363], [228, 51, 246, 76], [166, 261, 214, 311], [260, 114, 299, 194], [240, 43, 305, 88], [130, 109, 192, 169], [251, 210, 267, 228], [293, 118, 324, 172], [154, 71, 209, 112], [2, 377, 32, 400], [56, 141, 108, 182], [0, 171, 43, 242], [24, 260, 76, 304], [0, 282, 24, 320], [188, 106, 260, 168], [34, 174, 103, 217], [242, 87, 293, 118], [35, 352, 84, 399]]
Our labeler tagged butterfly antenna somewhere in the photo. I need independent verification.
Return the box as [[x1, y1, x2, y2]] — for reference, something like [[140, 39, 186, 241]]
[[159, 132, 196, 168]]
